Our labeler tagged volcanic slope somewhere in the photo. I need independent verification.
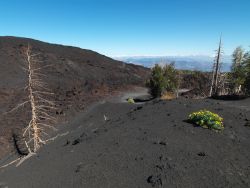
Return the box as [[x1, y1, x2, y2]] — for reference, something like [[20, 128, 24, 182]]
[[0, 98, 249, 188], [0, 36, 149, 158]]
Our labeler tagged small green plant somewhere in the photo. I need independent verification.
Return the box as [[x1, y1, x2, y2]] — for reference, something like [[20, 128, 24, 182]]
[[188, 110, 224, 131], [127, 97, 135, 104]]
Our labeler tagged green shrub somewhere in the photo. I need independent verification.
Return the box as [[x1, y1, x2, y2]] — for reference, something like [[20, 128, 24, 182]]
[[147, 64, 167, 98], [147, 63, 179, 98], [127, 97, 135, 104], [188, 110, 224, 131], [163, 63, 180, 93]]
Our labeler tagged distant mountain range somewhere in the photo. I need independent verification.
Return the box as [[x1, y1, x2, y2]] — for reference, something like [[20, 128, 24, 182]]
[[115, 55, 233, 72]]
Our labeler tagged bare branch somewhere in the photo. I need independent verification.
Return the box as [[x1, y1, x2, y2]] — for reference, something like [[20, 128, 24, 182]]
[[36, 96, 55, 105], [32, 64, 53, 71], [2, 101, 29, 115], [16, 153, 36, 167], [30, 53, 41, 57], [37, 123, 57, 131], [32, 91, 54, 95]]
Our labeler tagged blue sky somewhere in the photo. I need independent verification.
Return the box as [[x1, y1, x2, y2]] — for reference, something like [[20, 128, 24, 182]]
[[0, 0, 249, 57]]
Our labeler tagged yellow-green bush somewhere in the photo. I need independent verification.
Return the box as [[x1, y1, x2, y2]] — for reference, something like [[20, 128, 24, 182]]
[[127, 97, 135, 104], [188, 110, 224, 131]]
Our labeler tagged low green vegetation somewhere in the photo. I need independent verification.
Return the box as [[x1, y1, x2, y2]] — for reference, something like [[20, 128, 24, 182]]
[[127, 97, 135, 104], [188, 110, 224, 131]]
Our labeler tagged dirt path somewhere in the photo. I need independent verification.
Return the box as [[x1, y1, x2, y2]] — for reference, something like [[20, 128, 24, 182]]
[[105, 86, 151, 103]]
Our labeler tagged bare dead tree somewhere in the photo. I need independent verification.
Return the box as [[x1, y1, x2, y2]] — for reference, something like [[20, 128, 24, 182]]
[[22, 45, 57, 153], [0, 45, 57, 167], [209, 36, 223, 96]]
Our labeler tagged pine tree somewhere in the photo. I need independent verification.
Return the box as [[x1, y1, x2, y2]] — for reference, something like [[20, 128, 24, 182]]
[[229, 47, 246, 94], [147, 64, 167, 98], [147, 63, 179, 98]]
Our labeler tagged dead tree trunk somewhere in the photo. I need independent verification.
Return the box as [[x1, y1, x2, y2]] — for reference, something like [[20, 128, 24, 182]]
[[0, 45, 57, 168], [22, 45, 57, 153], [210, 37, 223, 96]]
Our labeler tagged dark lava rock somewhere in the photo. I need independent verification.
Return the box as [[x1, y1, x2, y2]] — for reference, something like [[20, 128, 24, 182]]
[[197, 152, 206, 157], [159, 141, 167, 146], [63, 140, 70, 146], [245, 121, 250, 127], [72, 138, 81, 145], [147, 175, 162, 187], [72, 132, 88, 145], [75, 163, 83, 173]]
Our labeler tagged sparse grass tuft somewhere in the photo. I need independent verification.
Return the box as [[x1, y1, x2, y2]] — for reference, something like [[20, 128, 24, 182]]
[[161, 92, 176, 100]]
